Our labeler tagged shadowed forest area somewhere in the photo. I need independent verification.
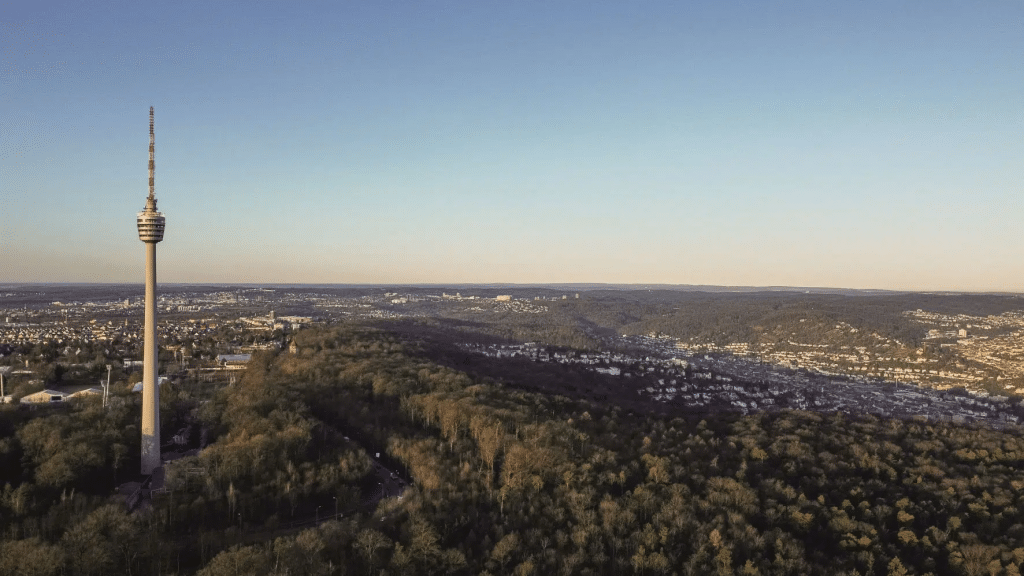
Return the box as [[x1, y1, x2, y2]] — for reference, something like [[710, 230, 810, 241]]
[[1, 323, 1024, 575]]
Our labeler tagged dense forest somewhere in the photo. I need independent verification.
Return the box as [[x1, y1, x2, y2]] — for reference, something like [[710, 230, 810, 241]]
[[2, 323, 1024, 575]]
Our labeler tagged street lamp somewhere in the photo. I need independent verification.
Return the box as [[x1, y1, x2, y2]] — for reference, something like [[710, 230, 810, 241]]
[[316, 505, 321, 525], [104, 364, 112, 408], [332, 496, 337, 519]]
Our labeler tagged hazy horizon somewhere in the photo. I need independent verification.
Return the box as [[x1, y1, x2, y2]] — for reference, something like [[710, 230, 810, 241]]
[[4, 1, 1023, 291], [2, 281, 1022, 297]]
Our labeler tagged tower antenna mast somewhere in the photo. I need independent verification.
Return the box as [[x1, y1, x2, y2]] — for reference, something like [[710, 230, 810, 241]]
[[147, 107, 157, 207]]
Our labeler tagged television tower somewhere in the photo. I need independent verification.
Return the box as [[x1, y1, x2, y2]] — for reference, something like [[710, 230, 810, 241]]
[[138, 107, 166, 475]]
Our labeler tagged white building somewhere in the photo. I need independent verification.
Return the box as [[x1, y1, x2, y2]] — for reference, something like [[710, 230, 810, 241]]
[[216, 354, 252, 368], [278, 316, 313, 326], [132, 376, 168, 393], [22, 389, 69, 404], [70, 387, 103, 399]]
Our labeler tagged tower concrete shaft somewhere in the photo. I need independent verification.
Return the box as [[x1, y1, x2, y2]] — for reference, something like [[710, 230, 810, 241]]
[[141, 241, 160, 474], [138, 106, 165, 475]]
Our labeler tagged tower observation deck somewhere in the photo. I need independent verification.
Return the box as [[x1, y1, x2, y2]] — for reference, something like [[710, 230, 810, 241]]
[[137, 200, 165, 242]]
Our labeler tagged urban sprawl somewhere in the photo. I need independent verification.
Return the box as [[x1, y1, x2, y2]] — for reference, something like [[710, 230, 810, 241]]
[[2, 288, 1023, 428]]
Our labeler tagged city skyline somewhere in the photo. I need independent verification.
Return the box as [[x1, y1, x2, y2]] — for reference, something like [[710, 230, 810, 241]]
[[3, 1, 1024, 292]]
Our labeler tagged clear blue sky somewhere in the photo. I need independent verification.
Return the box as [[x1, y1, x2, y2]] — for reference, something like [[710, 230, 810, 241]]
[[3, 1, 1023, 290]]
